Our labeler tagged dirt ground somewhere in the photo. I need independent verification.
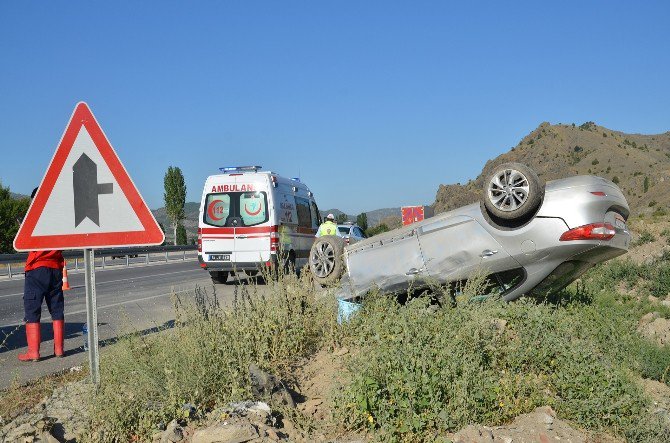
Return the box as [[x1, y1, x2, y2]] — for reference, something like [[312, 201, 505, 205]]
[[625, 218, 670, 264]]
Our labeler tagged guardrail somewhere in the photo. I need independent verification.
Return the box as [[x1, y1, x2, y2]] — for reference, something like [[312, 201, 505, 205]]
[[0, 245, 198, 279]]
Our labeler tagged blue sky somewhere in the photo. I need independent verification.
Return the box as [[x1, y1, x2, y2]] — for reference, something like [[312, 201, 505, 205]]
[[1, 1, 668, 214]]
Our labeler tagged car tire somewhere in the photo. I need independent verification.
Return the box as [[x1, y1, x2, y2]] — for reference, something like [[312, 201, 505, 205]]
[[482, 162, 544, 221], [210, 271, 228, 284], [309, 236, 345, 285]]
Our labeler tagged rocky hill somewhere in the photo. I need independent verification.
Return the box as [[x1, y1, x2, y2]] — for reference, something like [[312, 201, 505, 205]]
[[433, 121, 670, 216]]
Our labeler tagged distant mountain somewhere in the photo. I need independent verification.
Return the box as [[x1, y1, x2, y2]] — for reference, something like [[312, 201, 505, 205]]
[[10, 192, 28, 200], [433, 121, 670, 216], [152, 202, 200, 242]]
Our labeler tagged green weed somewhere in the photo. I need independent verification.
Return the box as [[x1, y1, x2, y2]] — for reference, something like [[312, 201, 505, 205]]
[[86, 270, 337, 442]]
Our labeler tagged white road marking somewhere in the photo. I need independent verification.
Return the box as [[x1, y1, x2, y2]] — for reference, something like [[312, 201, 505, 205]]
[[0, 287, 198, 328], [0, 257, 199, 286], [0, 267, 202, 299]]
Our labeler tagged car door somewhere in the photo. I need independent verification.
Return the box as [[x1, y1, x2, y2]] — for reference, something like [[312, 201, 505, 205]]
[[417, 215, 519, 283], [346, 226, 427, 295]]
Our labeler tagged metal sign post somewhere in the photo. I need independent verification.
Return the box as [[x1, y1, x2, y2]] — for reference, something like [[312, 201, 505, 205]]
[[83, 248, 100, 385]]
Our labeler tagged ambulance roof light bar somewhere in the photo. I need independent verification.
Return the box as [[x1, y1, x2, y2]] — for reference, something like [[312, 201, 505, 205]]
[[219, 166, 263, 173]]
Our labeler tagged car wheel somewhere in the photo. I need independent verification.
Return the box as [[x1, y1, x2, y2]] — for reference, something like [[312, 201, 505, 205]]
[[309, 236, 345, 285], [483, 162, 544, 221], [210, 271, 228, 284]]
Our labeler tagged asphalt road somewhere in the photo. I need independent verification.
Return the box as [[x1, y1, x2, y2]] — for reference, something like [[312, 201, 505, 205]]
[[0, 258, 249, 389]]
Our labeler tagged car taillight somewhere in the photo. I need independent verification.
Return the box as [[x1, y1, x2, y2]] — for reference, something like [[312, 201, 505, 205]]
[[270, 226, 279, 252], [590, 191, 606, 196], [559, 223, 616, 241], [197, 228, 202, 252]]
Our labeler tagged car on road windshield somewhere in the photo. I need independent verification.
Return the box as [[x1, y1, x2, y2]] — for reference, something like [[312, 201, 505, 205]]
[[308, 163, 631, 301]]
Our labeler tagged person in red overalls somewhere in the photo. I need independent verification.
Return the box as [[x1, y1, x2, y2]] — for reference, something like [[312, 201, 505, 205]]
[[18, 187, 65, 362]]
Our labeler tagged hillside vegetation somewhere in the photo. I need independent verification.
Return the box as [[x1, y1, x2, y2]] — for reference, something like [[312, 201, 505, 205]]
[[434, 122, 670, 216], [76, 240, 670, 442]]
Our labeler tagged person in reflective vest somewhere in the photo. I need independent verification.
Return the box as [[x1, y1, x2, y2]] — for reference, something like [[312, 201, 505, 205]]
[[18, 187, 65, 362], [316, 213, 338, 237]]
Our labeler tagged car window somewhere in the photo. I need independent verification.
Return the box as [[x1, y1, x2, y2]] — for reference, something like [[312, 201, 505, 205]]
[[354, 227, 364, 237], [295, 197, 312, 228], [203, 192, 268, 227], [338, 226, 350, 235], [278, 194, 298, 225], [310, 201, 321, 228]]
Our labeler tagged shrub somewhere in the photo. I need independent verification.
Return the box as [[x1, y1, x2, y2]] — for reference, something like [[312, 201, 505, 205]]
[[612, 176, 620, 184], [592, 159, 599, 165], [633, 230, 656, 246], [653, 206, 668, 217], [366, 224, 390, 237], [88, 271, 337, 441], [333, 270, 670, 441], [644, 176, 650, 193]]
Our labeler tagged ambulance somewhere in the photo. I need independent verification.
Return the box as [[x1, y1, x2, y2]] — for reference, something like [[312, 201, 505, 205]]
[[197, 166, 322, 283]]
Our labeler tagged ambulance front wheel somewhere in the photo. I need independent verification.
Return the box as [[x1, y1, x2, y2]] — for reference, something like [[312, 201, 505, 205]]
[[309, 236, 345, 286], [210, 271, 229, 284]]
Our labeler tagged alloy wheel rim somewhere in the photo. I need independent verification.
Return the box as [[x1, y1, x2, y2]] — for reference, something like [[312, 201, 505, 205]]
[[310, 242, 335, 278], [487, 168, 530, 212]]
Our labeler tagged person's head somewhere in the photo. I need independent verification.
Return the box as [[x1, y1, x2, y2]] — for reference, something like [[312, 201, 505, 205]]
[[326, 213, 335, 221], [30, 187, 38, 200]]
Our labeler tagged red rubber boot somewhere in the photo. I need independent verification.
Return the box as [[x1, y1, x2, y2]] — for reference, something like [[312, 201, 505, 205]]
[[53, 320, 64, 357], [18, 322, 41, 362]]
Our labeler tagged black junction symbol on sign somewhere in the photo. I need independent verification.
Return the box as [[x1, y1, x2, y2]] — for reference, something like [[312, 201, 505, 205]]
[[73, 153, 113, 227]]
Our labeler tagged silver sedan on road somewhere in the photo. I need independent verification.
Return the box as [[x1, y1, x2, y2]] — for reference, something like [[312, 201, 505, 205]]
[[309, 163, 631, 301]]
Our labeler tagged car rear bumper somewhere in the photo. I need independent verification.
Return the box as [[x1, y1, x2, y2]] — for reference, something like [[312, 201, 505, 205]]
[[503, 233, 630, 301]]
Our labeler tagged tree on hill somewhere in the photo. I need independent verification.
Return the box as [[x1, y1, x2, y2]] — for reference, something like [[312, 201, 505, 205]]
[[0, 181, 30, 253], [335, 213, 347, 224], [366, 224, 389, 237], [356, 212, 368, 231], [164, 166, 187, 246]]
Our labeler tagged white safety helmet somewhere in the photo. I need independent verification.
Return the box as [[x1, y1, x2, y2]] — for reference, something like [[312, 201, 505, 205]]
[[326, 213, 335, 221]]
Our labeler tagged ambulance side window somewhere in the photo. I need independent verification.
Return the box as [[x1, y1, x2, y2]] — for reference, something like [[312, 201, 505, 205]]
[[203, 194, 231, 227], [310, 202, 321, 228], [295, 197, 312, 228], [278, 194, 298, 225]]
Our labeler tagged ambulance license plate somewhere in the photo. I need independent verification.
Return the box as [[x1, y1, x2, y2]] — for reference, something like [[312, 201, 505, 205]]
[[209, 254, 230, 261]]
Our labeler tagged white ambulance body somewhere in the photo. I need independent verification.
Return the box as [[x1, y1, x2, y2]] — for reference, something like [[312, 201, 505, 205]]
[[197, 166, 322, 283]]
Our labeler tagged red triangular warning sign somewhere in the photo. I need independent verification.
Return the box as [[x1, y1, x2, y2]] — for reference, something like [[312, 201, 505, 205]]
[[13, 102, 165, 251]]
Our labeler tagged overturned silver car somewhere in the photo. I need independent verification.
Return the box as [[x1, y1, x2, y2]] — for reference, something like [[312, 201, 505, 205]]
[[309, 163, 631, 301]]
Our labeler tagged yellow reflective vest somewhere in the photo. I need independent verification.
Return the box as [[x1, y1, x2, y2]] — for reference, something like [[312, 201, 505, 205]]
[[316, 220, 338, 237]]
